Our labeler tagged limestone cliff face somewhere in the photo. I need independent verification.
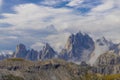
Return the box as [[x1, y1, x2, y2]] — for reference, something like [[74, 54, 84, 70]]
[[59, 32, 95, 62]]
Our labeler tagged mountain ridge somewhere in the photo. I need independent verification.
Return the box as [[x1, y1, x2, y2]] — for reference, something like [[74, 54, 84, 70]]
[[0, 31, 120, 65]]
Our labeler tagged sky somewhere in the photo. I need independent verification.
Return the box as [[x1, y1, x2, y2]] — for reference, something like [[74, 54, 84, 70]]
[[0, 0, 120, 52]]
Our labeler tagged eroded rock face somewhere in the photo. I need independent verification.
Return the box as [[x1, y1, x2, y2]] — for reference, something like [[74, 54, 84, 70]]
[[40, 43, 57, 60], [59, 32, 95, 62]]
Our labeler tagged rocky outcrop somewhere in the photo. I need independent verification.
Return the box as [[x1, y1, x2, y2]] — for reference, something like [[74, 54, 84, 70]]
[[95, 51, 120, 66], [93, 51, 120, 74], [59, 32, 95, 62], [1, 58, 120, 80]]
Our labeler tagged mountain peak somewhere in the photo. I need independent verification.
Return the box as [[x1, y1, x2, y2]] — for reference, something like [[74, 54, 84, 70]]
[[16, 43, 26, 50], [60, 31, 95, 62], [44, 43, 51, 48], [14, 43, 27, 58], [77, 31, 87, 35], [40, 43, 57, 60]]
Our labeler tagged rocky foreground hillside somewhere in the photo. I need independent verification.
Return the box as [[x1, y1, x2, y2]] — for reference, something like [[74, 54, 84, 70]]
[[0, 58, 91, 80], [0, 58, 120, 80]]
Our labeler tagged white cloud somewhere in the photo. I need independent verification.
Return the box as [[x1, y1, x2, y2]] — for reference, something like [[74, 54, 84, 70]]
[[92, 0, 114, 12], [67, 0, 84, 7], [45, 32, 70, 52], [31, 42, 45, 51], [1, 3, 72, 30]]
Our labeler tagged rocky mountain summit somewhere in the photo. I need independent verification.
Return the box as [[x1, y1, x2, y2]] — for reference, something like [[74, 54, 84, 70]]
[[13, 44, 28, 59], [59, 32, 95, 62]]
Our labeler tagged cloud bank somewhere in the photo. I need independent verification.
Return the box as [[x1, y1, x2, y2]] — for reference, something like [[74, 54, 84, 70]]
[[0, 0, 120, 52]]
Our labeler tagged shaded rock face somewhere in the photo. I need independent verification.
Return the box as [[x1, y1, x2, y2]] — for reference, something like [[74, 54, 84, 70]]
[[59, 32, 95, 62], [40, 43, 57, 60], [26, 49, 39, 61]]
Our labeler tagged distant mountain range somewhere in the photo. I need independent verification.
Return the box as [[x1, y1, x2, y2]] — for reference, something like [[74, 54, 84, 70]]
[[0, 32, 120, 66]]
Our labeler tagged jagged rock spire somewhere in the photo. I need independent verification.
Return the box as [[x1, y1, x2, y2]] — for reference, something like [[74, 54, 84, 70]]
[[40, 43, 57, 60]]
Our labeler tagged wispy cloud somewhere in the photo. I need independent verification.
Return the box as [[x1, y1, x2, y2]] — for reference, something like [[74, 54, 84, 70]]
[[92, 0, 114, 12], [67, 0, 84, 7]]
